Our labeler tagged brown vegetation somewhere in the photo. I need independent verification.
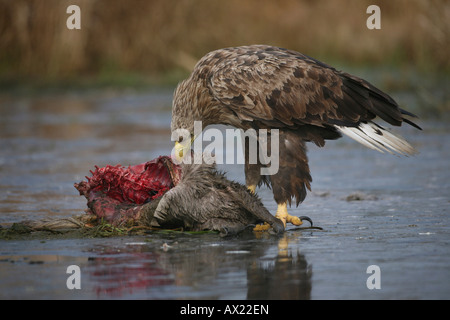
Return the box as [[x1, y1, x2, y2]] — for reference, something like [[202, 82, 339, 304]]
[[0, 0, 448, 81]]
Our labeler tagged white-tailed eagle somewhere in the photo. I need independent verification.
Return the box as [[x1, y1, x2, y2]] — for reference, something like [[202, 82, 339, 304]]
[[171, 45, 421, 227]]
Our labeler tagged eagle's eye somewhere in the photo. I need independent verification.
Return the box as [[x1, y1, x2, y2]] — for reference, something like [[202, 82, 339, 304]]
[[178, 136, 184, 143]]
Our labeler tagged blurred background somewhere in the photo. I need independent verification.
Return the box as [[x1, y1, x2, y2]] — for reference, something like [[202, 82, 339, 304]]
[[0, 0, 448, 89]]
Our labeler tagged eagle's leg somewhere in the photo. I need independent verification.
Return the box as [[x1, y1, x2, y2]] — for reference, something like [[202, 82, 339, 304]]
[[244, 133, 308, 231], [269, 132, 313, 227], [244, 134, 273, 232], [246, 185, 272, 232]]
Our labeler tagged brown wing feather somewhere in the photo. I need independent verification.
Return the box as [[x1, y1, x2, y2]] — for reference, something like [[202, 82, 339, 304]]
[[195, 45, 412, 129]]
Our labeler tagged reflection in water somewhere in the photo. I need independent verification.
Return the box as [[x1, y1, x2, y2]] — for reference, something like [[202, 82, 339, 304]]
[[246, 236, 312, 299], [87, 249, 174, 298], [83, 234, 312, 299]]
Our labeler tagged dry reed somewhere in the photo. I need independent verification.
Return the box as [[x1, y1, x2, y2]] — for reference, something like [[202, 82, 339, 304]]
[[0, 0, 448, 81]]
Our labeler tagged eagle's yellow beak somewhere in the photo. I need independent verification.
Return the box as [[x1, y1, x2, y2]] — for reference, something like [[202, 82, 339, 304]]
[[174, 141, 186, 161], [174, 136, 195, 162]]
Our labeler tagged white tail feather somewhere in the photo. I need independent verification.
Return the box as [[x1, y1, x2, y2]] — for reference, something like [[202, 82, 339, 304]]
[[336, 122, 417, 156]]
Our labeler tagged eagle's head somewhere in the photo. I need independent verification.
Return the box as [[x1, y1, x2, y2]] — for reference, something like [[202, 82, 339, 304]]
[[171, 79, 200, 161]]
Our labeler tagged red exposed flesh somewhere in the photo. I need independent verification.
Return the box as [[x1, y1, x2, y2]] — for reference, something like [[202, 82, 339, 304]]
[[74, 156, 181, 226], [85, 156, 178, 204]]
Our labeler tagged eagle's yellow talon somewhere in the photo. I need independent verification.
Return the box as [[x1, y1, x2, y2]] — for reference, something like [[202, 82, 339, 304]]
[[286, 215, 303, 226], [275, 203, 304, 227], [253, 222, 271, 232]]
